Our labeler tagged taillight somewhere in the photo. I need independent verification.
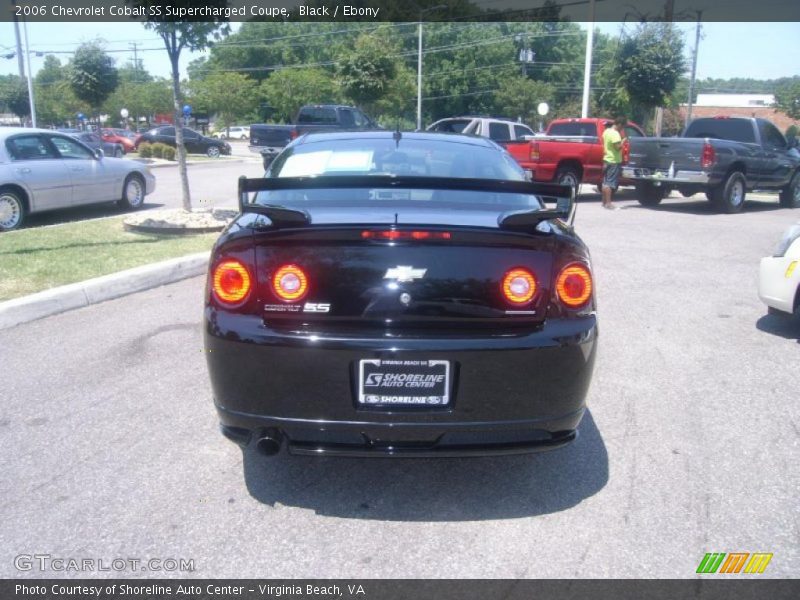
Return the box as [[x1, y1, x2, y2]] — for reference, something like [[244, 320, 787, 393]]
[[272, 264, 308, 302], [701, 142, 715, 169], [556, 263, 593, 308], [530, 142, 540, 161], [289, 129, 299, 140], [361, 230, 452, 240], [212, 259, 252, 305], [502, 268, 537, 304], [622, 138, 630, 164]]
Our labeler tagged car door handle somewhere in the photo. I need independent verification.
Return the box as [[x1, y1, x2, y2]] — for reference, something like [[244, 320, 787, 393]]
[[15, 167, 31, 174]]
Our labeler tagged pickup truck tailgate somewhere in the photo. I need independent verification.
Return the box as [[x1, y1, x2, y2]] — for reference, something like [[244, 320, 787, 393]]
[[627, 138, 707, 172]]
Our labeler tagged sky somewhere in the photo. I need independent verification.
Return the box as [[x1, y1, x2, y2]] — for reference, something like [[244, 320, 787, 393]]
[[1, 21, 798, 83]]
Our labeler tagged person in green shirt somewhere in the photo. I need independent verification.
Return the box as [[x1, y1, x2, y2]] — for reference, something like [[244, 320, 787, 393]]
[[601, 116, 626, 210]]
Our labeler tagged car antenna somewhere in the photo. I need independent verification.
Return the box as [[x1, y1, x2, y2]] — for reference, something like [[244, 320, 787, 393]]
[[393, 125, 402, 148]]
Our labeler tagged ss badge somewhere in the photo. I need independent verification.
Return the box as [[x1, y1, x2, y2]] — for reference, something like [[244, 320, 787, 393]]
[[303, 303, 331, 313]]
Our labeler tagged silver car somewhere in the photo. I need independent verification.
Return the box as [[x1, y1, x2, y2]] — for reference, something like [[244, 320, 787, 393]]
[[0, 127, 156, 231]]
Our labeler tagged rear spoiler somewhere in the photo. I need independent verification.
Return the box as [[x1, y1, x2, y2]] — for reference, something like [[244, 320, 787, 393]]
[[237, 175, 575, 229]]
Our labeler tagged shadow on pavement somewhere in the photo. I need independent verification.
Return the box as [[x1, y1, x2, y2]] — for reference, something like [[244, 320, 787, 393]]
[[21, 201, 164, 229], [243, 410, 608, 521], [627, 197, 782, 215], [756, 313, 800, 342]]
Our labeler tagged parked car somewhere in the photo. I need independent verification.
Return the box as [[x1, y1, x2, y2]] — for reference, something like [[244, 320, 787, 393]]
[[101, 128, 136, 154], [501, 118, 646, 195], [249, 104, 379, 169], [623, 116, 800, 212], [69, 131, 126, 159], [427, 116, 535, 142], [135, 126, 231, 158], [0, 127, 155, 231], [205, 131, 596, 460], [214, 126, 249, 140], [759, 221, 800, 319]]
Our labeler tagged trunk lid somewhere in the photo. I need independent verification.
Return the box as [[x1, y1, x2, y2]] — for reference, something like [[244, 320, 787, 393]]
[[253, 209, 556, 330]]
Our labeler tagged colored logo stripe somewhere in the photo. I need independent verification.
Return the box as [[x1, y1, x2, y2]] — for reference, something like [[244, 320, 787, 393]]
[[744, 553, 773, 574], [697, 553, 726, 574], [719, 553, 749, 574]]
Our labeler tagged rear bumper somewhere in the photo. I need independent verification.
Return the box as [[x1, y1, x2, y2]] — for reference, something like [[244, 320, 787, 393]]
[[759, 256, 799, 314], [205, 312, 597, 457], [622, 167, 712, 185], [249, 145, 283, 156]]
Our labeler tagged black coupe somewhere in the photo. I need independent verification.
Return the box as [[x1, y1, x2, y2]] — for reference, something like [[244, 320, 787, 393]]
[[205, 131, 597, 458]]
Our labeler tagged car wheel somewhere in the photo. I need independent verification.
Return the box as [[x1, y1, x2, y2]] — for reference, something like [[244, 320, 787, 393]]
[[710, 171, 746, 213], [0, 188, 26, 232], [119, 174, 145, 209], [555, 167, 580, 198], [779, 171, 800, 208], [635, 183, 667, 206], [114, 147, 124, 158], [207, 146, 221, 158], [678, 186, 696, 198]]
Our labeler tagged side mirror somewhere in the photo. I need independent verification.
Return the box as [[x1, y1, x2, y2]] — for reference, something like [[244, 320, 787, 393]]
[[94, 148, 104, 159]]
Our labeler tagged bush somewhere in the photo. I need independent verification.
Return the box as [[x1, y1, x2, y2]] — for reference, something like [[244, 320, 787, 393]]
[[786, 124, 799, 140], [162, 146, 176, 161], [150, 142, 167, 159], [137, 142, 152, 158]]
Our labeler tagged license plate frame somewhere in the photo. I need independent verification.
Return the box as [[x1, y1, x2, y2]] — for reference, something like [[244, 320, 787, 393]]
[[357, 359, 451, 408]]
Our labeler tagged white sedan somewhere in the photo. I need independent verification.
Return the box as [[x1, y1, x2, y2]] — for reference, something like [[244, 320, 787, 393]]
[[0, 127, 156, 231], [759, 221, 800, 318]]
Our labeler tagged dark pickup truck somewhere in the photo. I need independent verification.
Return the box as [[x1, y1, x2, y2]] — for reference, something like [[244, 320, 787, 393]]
[[623, 117, 800, 213], [249, 104, 380, 169]]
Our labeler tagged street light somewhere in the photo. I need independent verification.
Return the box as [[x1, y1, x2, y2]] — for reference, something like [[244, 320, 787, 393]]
[[416, 4, 447, 131]]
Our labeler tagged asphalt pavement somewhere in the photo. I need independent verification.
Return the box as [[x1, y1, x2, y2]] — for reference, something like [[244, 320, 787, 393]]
[[1, 191, 798, 578]]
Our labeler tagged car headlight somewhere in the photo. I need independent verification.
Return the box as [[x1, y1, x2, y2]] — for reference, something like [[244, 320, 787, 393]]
[[774, 224, 800, 257]]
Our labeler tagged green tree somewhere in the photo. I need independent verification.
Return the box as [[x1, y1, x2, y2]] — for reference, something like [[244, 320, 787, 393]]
[[129, 0, 231, 211], [0, 75, 30, 123], [494, 76, 554, 125], [68, 42, 119, 116], [259, 68, 340, 123], [615, 23, 686, 125], [188, 71, 259, 128], [336, 33, 397, 112], [774, 79, 800, 121]]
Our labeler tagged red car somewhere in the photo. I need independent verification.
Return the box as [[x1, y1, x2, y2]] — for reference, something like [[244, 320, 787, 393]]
[[502, 118, 645, 195], [101, 129, 136, 154]]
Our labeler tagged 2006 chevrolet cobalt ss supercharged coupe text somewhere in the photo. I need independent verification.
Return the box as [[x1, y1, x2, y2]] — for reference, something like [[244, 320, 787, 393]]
[[204, 132, 597, 458]]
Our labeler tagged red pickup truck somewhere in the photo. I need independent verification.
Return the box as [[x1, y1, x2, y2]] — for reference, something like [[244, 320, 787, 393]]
[[502, 118, 645, 194]]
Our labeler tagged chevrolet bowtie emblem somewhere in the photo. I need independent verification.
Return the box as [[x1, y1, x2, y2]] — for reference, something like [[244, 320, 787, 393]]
[[384, 266, 427, 282]]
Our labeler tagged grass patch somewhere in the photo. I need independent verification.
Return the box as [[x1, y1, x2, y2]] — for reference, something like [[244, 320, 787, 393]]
[[0, 216, 217, 301]]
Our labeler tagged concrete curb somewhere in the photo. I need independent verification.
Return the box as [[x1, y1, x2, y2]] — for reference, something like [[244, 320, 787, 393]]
[[0, 251, 210, 331], [135, 158, 258, 169]]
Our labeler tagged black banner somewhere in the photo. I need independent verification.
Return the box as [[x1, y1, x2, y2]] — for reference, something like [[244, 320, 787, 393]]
[[2, 580, 800, 600], [3, 0, 800, 23]]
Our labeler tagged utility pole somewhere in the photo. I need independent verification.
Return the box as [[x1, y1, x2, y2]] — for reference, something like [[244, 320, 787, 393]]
[[22, 17, 36, 127], [11, 0, 26, 78], [685, 12, 702, 127], [417, 22, 423, 131], [581, 0, 596, 118], [130, 42, 141, 77]]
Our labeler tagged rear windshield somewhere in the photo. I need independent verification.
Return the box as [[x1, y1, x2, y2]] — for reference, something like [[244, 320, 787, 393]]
[[429, 119, 471, 133], [547, 122, 598, 137], [256, 137, 540, 210], [297, 107, 338, 124], [684, 119, 756, 143]]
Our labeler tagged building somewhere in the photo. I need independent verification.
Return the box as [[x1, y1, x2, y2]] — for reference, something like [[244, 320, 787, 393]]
[[681, 93, 798, 133]]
